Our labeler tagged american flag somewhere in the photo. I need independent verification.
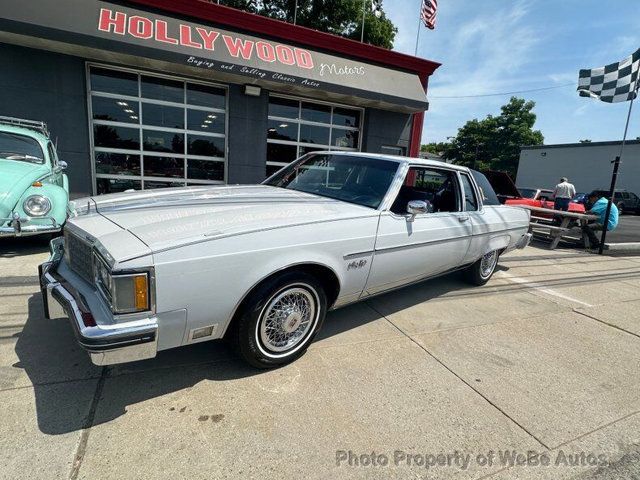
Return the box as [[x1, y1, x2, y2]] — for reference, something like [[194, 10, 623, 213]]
[[420, 0, 438, 30]]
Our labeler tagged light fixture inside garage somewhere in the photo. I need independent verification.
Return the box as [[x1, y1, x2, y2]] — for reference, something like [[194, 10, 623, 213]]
[[244, 85, 261, 97]]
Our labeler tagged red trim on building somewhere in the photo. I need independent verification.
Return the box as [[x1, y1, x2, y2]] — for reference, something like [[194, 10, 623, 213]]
[[409, 111, 424, 157], [127, 0, 440, 77], [409, 76, 430, 157]]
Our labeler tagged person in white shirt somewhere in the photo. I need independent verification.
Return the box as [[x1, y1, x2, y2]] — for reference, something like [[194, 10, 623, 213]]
[[553, 177, 576, 211]]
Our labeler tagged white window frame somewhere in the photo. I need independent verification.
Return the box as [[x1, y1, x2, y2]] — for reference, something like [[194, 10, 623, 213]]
[[266, 94, 364, 175], [86, 63, 229, 194]]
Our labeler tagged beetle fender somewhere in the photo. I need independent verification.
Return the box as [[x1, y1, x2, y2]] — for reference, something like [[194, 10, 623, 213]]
[[16, 184, 68, 226]]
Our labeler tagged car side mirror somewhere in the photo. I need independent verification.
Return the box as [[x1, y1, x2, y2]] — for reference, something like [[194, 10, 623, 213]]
[[58, 161, 67, 170], [406, 200, 432, 221]]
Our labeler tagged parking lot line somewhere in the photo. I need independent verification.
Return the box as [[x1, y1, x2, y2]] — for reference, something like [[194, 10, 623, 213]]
[[498, 271, 594, 308]]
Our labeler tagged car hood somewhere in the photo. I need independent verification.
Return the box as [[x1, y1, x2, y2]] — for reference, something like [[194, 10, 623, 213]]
[[0, 159, 49, 218], [76, 185, 373, 252], [482, 170, 521, 199]]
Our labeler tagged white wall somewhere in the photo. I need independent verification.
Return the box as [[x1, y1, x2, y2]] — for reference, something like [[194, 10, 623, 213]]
[[516, 142, 640, 195]]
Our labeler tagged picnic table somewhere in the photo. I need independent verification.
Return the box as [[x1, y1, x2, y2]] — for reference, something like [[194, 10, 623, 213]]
[[520, 205, 599, 249]]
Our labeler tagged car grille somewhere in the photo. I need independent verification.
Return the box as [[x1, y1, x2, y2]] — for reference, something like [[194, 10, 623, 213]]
[[64, 229, 94, 283]]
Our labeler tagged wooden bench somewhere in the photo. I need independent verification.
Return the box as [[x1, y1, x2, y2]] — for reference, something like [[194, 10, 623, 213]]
[[520, 206, 599, 249]]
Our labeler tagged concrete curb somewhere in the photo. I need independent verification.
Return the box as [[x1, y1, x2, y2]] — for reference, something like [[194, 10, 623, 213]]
[[605, 242, 640, 252]]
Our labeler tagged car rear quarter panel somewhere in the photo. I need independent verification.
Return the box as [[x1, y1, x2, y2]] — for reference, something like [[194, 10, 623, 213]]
[[465, 205, 530, 262], [152, 214, 379, 347]]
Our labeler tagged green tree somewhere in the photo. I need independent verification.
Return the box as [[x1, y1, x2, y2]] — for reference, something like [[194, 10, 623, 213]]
[[421, 142, 450, 157], [218, 0, 258, 11], [218, 0, 397, 48], [442, 97, 544, 176]]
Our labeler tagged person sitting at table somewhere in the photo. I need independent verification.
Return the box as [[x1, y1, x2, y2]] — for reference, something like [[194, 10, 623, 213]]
[[581, 192, 619, 249]]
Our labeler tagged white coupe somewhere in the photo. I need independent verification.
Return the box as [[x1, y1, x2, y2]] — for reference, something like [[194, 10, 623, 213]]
[[40, 153, 531, 368]]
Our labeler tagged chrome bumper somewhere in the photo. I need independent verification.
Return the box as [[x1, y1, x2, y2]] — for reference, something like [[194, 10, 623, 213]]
[[39, 239, 158, 366], [516, 232, 533, 249], [0, 213, 61, 237]]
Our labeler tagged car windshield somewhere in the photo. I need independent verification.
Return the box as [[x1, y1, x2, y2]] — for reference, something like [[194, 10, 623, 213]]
[[263, 154, 399, 209], [518, 188, 538, 199], [0, 132, 44, 164]]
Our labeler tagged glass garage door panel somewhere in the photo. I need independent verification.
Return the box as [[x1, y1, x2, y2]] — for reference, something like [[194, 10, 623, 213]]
[[91, 96, 139, 123], [89, 65, 227, 193], [90, 68, 138, 96], [142, 104, 184, 129], [265, 95, 363, 178], [143, 156, 185, 179], [95, 152, 141, 176]]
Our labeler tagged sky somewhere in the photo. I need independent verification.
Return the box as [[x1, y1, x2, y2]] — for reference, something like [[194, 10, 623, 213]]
[[383, 0, 640, 145]]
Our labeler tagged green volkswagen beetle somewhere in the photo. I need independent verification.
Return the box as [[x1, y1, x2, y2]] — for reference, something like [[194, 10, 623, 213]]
[[0, 117, 69, 237]]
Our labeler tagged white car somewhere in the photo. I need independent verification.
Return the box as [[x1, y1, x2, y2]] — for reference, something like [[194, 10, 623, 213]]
[[40, 153, 531, 368]]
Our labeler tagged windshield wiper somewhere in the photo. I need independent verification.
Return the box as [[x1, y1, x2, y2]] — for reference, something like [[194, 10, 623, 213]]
[[3, 154, 43, 162]]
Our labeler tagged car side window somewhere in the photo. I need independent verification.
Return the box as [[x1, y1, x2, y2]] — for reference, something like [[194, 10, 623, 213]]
[[460, 173, 478, 211], [390, 166, 460, 215], [47, 142, 58, 167]]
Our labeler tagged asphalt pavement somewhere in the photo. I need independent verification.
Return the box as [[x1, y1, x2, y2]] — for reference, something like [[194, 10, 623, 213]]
[[0, 239, 639, 479], [605, 214, 640, 243]]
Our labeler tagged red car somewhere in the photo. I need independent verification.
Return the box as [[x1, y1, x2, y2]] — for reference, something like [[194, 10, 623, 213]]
[[482, 172, 586, 216]]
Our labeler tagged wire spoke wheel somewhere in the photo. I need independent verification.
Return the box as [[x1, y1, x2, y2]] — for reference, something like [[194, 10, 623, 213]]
[[480, 250, 498, 278], [258, 286, 317, 354]]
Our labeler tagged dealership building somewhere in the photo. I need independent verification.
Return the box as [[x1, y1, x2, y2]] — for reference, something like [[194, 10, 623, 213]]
[[0, 0, 439, 197]]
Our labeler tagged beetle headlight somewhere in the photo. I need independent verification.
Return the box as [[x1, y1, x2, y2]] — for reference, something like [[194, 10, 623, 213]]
[[94, 254, 151, 314], [23, 195, 51, 217]]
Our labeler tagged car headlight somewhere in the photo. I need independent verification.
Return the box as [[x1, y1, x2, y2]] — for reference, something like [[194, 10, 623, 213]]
[[94, 254, 151, 314], [23, 195, 51, 217]]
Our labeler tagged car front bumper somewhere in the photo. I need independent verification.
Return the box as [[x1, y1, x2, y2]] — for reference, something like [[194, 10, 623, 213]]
[[39, 238, 158, 366], [0, 213, 61, 237]]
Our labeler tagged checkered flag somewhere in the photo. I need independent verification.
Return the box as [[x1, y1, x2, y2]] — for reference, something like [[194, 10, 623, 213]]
[[578, 48, 640, 103]]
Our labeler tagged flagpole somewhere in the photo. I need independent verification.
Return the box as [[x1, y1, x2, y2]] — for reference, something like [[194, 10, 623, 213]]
[[360, 0, 367, 42], [598, 73, 639, 254], [414, 0, 422, 56], [293, 0, 298, 25]]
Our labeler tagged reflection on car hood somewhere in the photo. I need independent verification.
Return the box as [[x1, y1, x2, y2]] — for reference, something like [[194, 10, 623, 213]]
[[77, 185, 373, 252]]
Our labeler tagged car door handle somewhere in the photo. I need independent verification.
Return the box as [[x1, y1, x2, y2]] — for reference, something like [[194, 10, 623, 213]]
[[458, 215, 470, 222]]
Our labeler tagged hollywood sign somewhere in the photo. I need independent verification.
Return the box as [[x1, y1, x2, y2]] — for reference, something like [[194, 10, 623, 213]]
[[98, 8, 314, 69]]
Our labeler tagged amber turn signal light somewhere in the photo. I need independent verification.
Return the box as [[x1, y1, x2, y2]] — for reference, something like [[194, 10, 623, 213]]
[[32, 181, 43, 187], [134, 274, 149, 310]]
